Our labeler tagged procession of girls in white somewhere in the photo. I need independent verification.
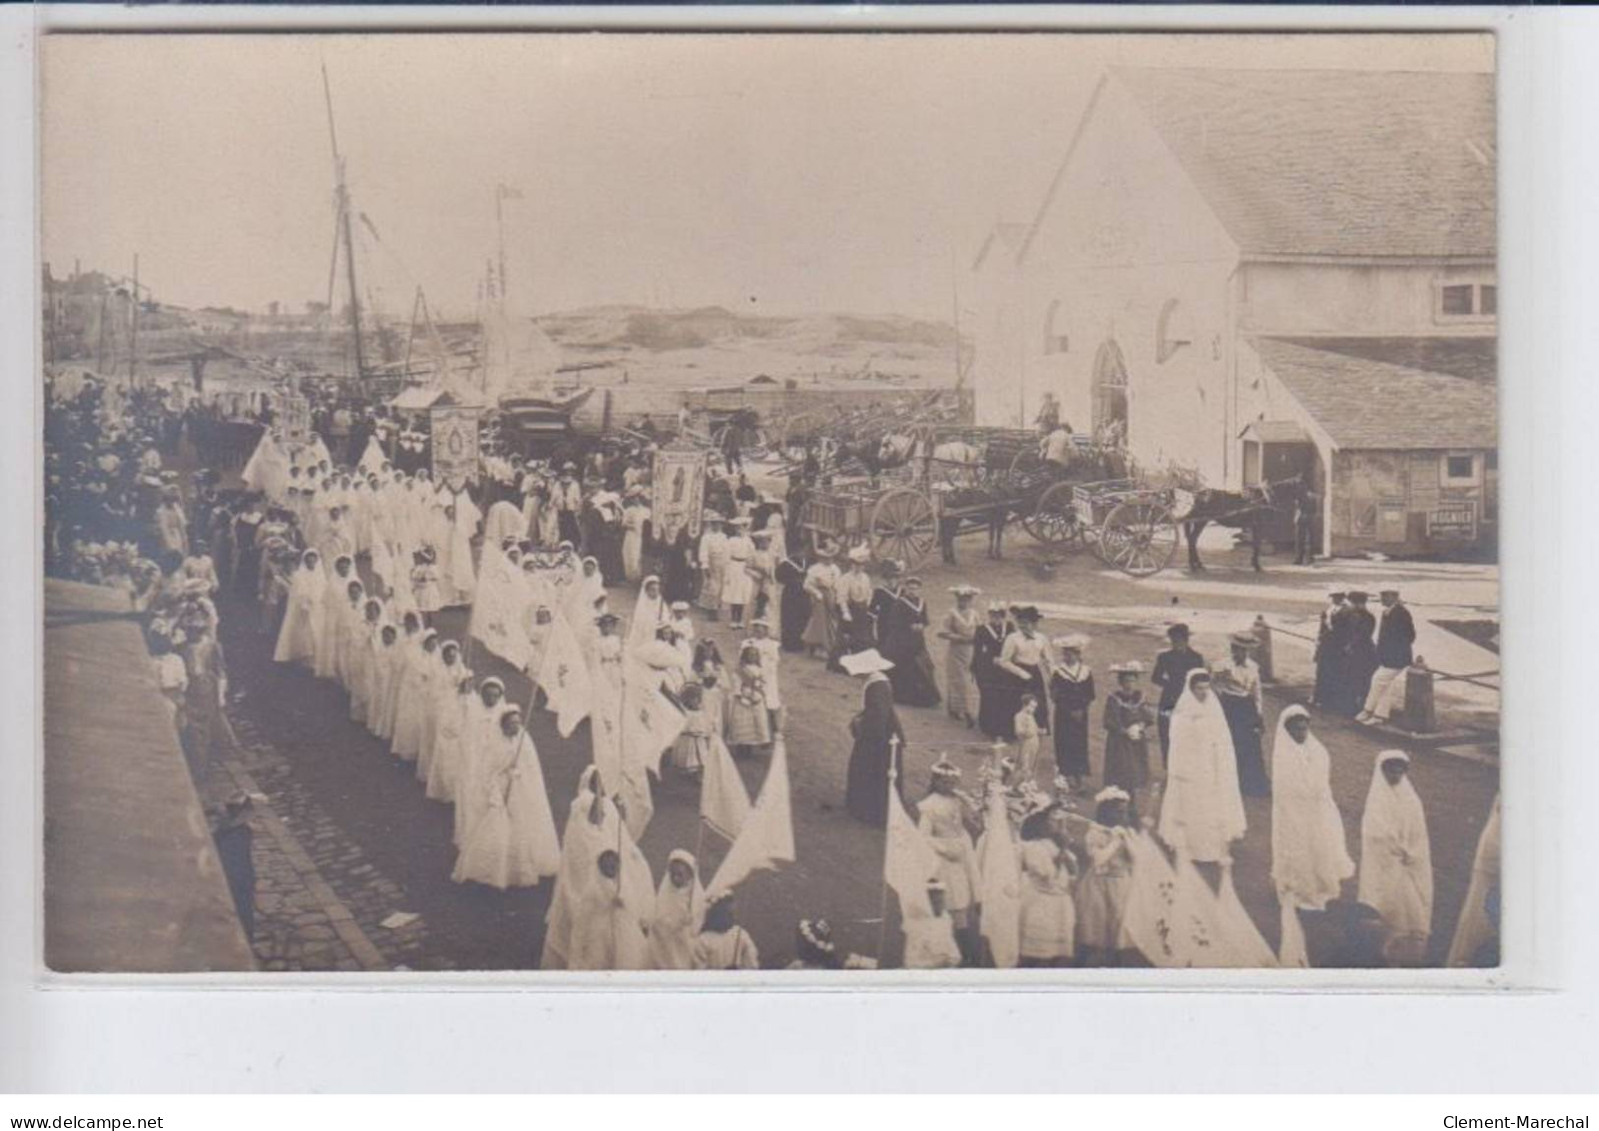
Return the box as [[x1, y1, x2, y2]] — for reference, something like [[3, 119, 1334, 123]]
[[231, 424, 1490, 971]]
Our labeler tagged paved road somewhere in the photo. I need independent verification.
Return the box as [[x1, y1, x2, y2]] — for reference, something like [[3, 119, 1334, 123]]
[[217, 528, 1499, 970]]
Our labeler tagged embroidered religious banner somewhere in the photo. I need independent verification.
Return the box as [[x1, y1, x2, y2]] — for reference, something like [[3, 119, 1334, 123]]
[[651, 443, 707, 546], [280, 392, 312, 446], [431, 404, 482, 489]]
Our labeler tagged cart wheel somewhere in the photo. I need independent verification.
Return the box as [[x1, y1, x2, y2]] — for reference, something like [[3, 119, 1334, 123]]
[[870, 486, 938, 568], [1101, 500, 1179, 577], [1023, 481, 1086, 550]]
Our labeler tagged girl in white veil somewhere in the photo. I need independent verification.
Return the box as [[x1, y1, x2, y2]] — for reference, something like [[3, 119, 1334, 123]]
[[273, 549, 327, 666], [452, 707, 561, 890], [541, 766, 652, 970], [1357, 749, 1434, 960], [1157, 669, 1246, 864], [647, 849, 706, 970], [565, 556, 605, 627], [628, 575, 668, 648], [1269, 705, 1354, 911]]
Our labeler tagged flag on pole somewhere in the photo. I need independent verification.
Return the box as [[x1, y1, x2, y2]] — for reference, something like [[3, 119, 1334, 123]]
[[616, 764, 654, 844], [467, 547, 529, 670], [621, 682, 685, 780], [884, 761, 943, 921], [975, 787, 1022, 968], [1123, 833, 1222, 968], [708, 734, 796, 894], [1199, 866, 1277, 968], [700, 732, 751, 840], [589, 690, 623, 798], [497, 183, 524, 201], [537, 611, 594, 738], [1211, 865, 1278, 968]]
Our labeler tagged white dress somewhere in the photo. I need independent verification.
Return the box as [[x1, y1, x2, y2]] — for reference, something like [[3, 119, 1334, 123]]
[[272, 560, 326, 667], [1158, 675, 1247, 863], [541, 771, 653, 970], [452, 728, 562, 891], [1357, 754, 1434, 944], [390, 641, 437, 761], [646, 852, 706, 971], [1269, 713, 1355, 910], [1019, 840, 1076, 962]]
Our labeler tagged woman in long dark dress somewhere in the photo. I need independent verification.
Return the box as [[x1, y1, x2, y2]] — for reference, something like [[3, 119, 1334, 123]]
[[1215, 634, 1270, 797], [661, 525, 697, 605], [973, 603, 1012, 739], [1048, 635, 1095, 790], [995, 606, 1051, 737], [774, 549, 811, 653], [844, 658, 906, 827], [1102, 662, 1156, 814], [879, 578, 942, 708]]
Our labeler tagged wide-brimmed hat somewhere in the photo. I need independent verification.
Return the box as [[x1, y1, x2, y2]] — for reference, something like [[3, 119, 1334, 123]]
[[1229, 631, 1258, 648], [1012, 605, 1042, 623], [949, 584, 981, 597], [1110, 660, 1146, 677], [1053, 633, 1089, 650], [930, 757, 961, 782], [847, 545, 871, 564], [839, 649, 894, 676]]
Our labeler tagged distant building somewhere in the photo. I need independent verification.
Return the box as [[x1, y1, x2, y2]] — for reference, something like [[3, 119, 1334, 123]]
[[971, 68, 1497, 556]]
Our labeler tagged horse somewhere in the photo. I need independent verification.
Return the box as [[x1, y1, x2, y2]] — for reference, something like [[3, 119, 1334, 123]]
[[1179, 474, 1304, 573]]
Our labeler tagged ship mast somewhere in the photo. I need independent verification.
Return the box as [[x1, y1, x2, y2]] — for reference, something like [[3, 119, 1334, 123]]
[[322, 63, 366, 383]]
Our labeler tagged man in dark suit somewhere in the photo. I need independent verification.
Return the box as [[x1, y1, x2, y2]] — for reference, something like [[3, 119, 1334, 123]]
[[1152, 622, 1206, 765], [1358, 586, 1417, 725]]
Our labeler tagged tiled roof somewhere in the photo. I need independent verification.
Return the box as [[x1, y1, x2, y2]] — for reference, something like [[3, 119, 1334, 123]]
[[1112, 68, 1496, 259], [1252, 336, 1498, 450]]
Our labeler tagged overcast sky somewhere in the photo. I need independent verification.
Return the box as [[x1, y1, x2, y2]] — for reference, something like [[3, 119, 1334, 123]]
[[42, 32, 1491, 322]]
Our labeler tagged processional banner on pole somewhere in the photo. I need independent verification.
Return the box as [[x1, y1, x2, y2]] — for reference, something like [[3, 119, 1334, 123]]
[[652, 443, 707, 545], [431, 405, 482, 489], [281, 393, 312, 446]]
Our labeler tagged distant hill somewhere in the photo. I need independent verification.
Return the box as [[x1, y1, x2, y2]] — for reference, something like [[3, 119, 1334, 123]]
[[533, 305, 959, 388]]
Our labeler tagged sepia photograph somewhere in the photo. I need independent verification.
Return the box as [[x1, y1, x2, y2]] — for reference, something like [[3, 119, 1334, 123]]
[[38, 30, 1501, 978]]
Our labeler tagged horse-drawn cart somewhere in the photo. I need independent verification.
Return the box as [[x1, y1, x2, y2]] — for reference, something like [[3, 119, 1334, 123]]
[[797, 427, 1158, 572]]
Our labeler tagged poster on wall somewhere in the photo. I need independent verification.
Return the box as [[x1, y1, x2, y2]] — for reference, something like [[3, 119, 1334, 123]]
[[280, 393, 311, 446], [431, 405, 483, 489], [652, 443, 707, 545]]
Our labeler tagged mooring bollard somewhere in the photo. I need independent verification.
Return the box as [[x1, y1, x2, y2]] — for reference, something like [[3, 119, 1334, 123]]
[[1252, 614, 1274, 683], [1402, 657, 1436, 734]]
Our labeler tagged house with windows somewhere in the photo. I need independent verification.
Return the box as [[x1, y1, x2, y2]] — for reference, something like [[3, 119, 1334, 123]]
[[970, 67, 1497, 556]]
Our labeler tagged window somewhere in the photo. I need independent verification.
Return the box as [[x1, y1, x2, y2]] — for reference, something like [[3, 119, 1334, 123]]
[[1441, 453, 1480, 485], [1434, 278, 1497, 324], [1440, 285, 1475, 316], [1156, 298, 1193, 364]]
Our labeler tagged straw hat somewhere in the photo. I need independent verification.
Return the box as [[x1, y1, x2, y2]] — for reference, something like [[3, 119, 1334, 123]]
[[839, 649, 894, 676]]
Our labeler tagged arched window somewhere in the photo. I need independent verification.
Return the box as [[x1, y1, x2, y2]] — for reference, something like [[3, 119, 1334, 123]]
[[1092, 339, 1129, 445], [1156, 298, 1193, 364], [1042, 298, 1069, 355]]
